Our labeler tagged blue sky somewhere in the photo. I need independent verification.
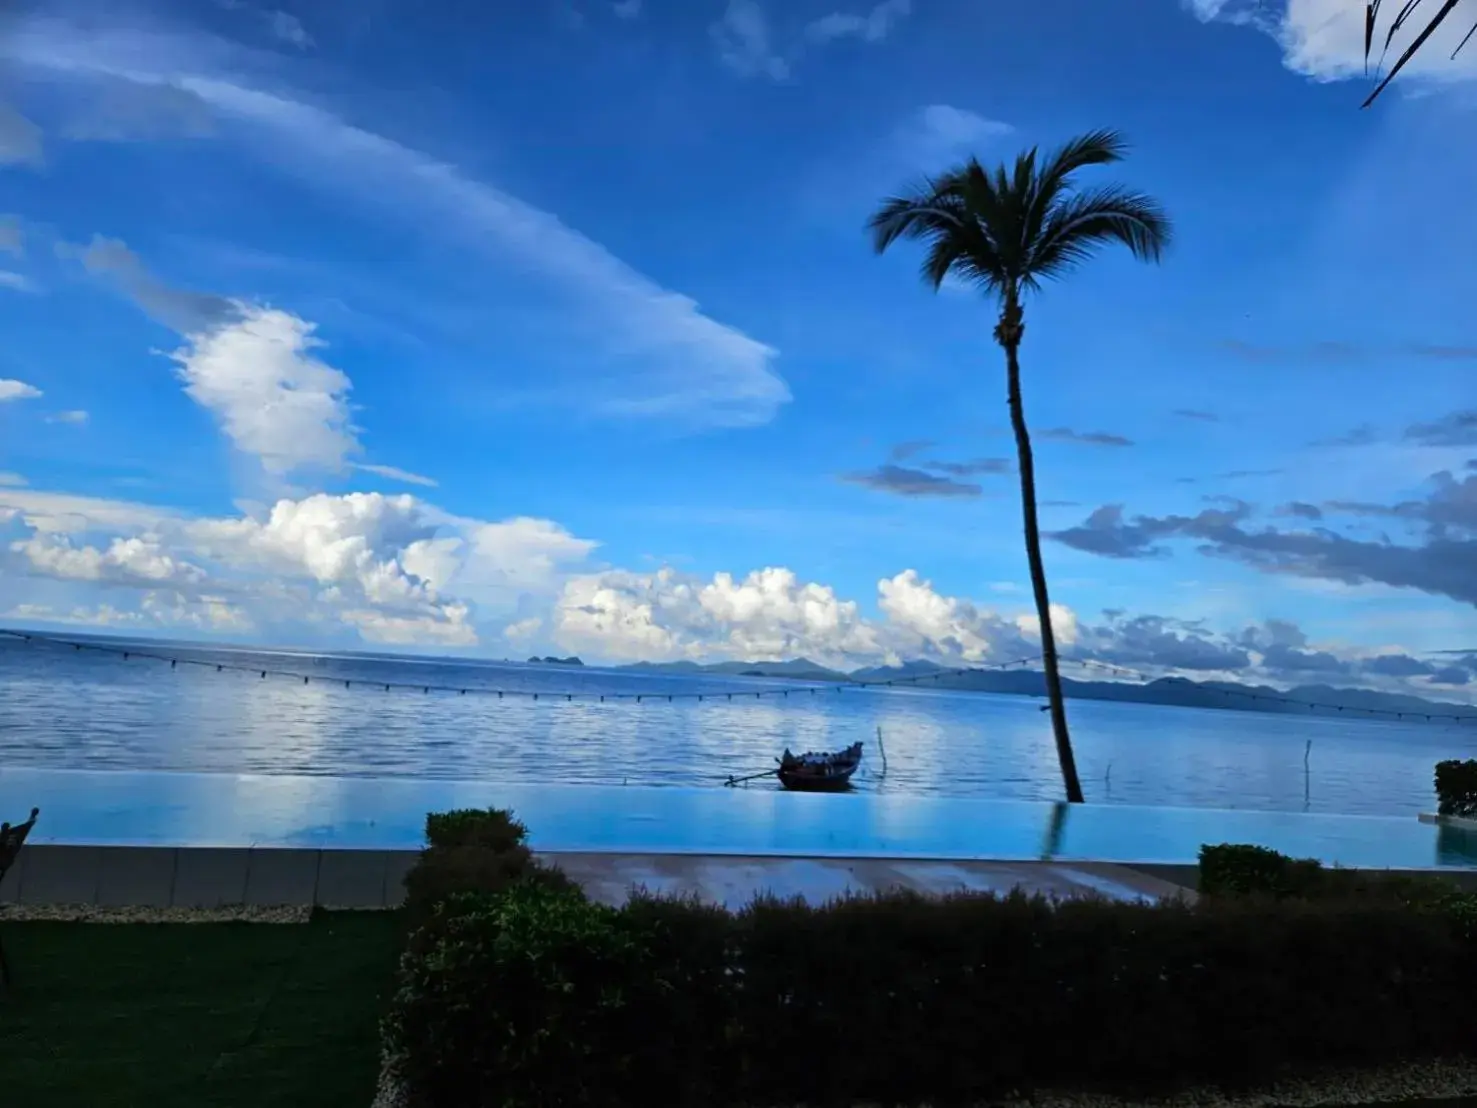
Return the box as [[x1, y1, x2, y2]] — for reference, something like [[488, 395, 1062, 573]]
[[1, 0, 1475, 694]]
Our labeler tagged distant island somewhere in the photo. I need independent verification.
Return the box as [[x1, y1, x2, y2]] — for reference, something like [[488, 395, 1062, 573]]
[[528, 655, 584, 666], [614, 657, 1474, 721]]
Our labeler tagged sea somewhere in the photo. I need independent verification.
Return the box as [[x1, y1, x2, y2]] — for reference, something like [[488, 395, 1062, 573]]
[[2, 631, 1475, 818]]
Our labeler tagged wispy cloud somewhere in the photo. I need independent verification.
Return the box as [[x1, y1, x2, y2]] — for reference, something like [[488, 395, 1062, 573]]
[[6, 20, 790, 431], [46, 410, 89, 426], [0, 101, 44, 166], [806, 0, 911, 44], [900, 104, 1013, 167], [354, 463, 439, 488], [1173, 408, 1219, 422], [0, 271, 38, 293], [1041, 427, 1135, 448], [841, 464, 982, 498], [60, 234, 236, 332], [714, 0, 914, 82], [711, 0, 791, 81], [611, 0, 642, 19], [887, 438, 935, 462]]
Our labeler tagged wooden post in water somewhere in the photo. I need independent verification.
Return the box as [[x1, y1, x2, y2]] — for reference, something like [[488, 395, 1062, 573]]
[[875, 725, 889, 778], [1303, 739, 1312, 808]]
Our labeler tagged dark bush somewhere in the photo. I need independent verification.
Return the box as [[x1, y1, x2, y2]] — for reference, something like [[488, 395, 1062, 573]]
[[424, 807, 529, 851], [386, 879, 1477, 1108], [1199, 842, 1462, 908], [1436, 758, 1477, 818]]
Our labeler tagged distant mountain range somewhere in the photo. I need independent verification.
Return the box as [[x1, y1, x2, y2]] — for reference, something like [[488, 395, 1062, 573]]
[[614, 658, 1474, 719]]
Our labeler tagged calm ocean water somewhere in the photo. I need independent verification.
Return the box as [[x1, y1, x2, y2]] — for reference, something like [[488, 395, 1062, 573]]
[[2, 633, 1475, 817]]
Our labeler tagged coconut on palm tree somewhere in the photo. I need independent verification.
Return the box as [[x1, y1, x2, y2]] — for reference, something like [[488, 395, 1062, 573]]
[[868, 129, 1171, 804]]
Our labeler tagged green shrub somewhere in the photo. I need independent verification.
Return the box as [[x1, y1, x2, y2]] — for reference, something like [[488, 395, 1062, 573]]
[[386, 881, 1477, 1108], [403, 808, 580, 931], [1435, 759, 1477, 818], [424, 807, 529, 851], [387, 881, 634, 1108]]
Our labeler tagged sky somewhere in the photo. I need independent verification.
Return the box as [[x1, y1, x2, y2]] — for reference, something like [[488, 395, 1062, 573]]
[[1, 0, 1475, 697]]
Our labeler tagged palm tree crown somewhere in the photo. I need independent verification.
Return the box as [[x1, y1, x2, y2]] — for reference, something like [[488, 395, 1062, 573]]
[[868, 128, 1170, 300]]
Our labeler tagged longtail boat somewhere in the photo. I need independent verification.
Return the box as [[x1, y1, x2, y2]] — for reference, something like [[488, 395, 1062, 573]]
[[776, 741, 863, 792]]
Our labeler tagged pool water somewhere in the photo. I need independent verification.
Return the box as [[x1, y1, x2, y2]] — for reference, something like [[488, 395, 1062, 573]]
[[2, 767, 1475, 869]]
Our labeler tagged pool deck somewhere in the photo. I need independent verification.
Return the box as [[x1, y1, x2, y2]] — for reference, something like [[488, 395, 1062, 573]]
[[0, 844, 1201, 911]]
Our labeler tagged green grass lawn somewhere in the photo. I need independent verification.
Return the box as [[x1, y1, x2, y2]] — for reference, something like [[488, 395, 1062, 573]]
[[0, 910, 402, 1108]]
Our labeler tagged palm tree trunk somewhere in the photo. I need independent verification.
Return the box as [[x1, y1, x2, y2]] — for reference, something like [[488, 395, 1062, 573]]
[[998, 290, 1085, 804]]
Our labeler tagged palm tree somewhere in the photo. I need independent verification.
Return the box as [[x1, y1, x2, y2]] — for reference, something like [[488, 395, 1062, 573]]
[[868, 129, 1171, 804]]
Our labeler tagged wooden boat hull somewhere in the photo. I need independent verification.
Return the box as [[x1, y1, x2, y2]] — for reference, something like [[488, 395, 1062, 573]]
[[776, 741, 863, 792], [777, 765, 858, 792]]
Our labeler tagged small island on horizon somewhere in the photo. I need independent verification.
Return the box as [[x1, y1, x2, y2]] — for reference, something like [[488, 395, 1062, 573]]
[[528, 655, 584, 667]]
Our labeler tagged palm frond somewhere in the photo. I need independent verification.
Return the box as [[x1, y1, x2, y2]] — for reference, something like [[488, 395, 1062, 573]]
[[868, 128, 1168, 299], [1362, 0, 1472, 106], [1027, 185, 1171, 287]]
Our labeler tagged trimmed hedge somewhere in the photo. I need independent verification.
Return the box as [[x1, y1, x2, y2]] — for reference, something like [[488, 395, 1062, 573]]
[[1436, 758, 1477, 818], [402, 807, 577, 931], [1198, 842, 1463, 907], [385, 833, 1477, 1108]]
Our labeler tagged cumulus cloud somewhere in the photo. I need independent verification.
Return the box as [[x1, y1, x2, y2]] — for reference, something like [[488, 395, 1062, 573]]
[[0, 487, 599, 647], [554, 565, 884, 664], [0, 101, 43, 166], [0, 379, 42, 403], [171, 306, 359, 475]]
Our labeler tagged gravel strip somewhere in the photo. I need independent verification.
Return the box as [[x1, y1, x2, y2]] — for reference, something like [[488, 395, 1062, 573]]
[[368, 1058, 1477, 1108], [0, 903, 312, 924]]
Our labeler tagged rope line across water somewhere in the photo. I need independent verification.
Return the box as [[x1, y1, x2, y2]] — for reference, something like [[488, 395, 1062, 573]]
[[3, 627, 1475, 723]]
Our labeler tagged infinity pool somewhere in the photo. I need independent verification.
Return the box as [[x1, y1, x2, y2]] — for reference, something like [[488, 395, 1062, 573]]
[[2, 768, 1475, 869]]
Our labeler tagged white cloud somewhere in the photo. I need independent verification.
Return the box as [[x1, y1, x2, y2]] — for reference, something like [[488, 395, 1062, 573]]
[[171, 305, 359, 475], [0, 473, 27, 487], [806, 0, 911, 44], [711, 0, 791, 80], [0, 271, 38, 293], [0, 487, 601, 647], [0, 379, 42, 403], [46, 410, 89, 425], [612, 0, 642, 19], [553, 565, 885, 664], [353, 463, 438, 488], [1187, 0, 1477, 87], [0, 101, 43, 166]]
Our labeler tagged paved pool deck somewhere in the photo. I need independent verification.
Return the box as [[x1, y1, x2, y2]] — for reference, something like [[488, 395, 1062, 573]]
[[0, 844, 1199, 910]]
